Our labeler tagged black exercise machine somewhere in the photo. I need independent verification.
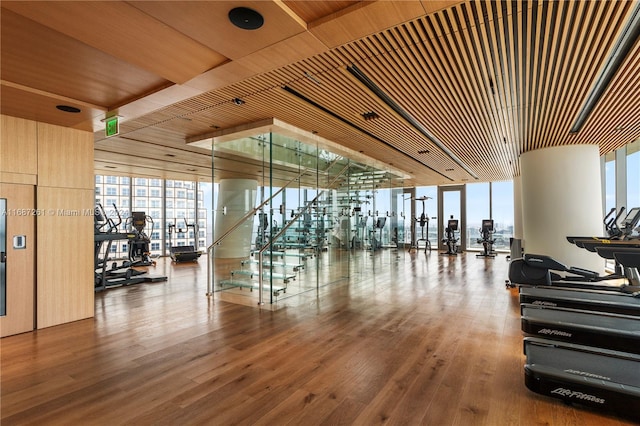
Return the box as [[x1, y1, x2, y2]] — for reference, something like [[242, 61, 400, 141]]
[[476, 219, 496, 258], [370, 217, 386, 251], [255, 212, 270, 249], [524, 337, 640, 422], [94, 204, 166, 291], [168, 218, 202, 263], [441, 216, 459, 255], [126, 211, 155, 267], [567, 207, 640, 248], [415, 196, 431, 253]]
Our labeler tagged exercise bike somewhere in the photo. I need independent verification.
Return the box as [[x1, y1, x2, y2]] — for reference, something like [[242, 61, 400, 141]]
[[441, 217, 459, 255], [476, 219, 496, 258]]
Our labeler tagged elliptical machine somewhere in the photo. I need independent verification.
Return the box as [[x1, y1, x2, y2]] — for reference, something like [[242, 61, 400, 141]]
[[441, 216, 459, 255], [126, 211, 155, 266], [476, 219, 496, 258]]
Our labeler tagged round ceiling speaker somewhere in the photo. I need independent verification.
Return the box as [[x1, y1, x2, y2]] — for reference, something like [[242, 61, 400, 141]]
[[228, 7, 264, 30]]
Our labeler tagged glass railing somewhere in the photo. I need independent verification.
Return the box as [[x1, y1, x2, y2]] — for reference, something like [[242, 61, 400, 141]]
[[208, 124, 405, 306]]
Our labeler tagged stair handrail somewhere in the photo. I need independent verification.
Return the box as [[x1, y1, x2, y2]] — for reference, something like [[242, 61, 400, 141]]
[[257, 162, 350, 304], [206, 169, 308, 296]]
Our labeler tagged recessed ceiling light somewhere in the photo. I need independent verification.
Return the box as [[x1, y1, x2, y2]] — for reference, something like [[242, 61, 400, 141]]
[[361, 111, 379, 121], [233, 97, 245, 105], [229, 7, 264, 30], [56, 105, 81, 113]]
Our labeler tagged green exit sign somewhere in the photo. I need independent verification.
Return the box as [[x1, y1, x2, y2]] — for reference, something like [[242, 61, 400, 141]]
[[105, 116, 119, 137]]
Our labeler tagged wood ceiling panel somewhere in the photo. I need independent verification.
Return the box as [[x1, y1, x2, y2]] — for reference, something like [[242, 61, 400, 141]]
[[310, 1, 435, 48], [2, 1, 228, 84], [0, 8, 168, 109], [4, 0, 640, 186], [0, 83, 104, 132], [283, 1, 360, 23], [130, 1, 307, 60]]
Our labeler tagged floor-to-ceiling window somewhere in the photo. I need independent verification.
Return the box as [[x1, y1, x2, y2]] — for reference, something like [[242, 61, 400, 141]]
[[466, 182, 490, 249], [627, 140, 639, 208], [491, 181, 514, 251], [604, 152, 616, 214], [95, 175, 209, 259]]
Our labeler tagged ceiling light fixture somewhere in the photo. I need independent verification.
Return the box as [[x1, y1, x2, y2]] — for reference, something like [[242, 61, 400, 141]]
[[361, 111, 379, 121], [233, 97, 245, 106], [228, 7, 264, 30], [56, 105, 81, 113], [570, 2, 640, 133], [304, 71, 322, 86], [346, 65, 478, 180]]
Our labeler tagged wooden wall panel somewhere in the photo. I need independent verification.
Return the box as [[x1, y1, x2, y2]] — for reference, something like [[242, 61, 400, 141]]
[[36, 187, 94, 329], [37, 123, 94, 189], [0, 115, 38, 177], [0, 183, 35, 337]]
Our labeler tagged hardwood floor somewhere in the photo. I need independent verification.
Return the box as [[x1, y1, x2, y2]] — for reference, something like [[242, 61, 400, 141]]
[[1, 250, 636, 425]]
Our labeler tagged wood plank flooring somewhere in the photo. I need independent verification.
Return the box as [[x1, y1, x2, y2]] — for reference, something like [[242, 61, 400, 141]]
[[1, 250, 637, 425]]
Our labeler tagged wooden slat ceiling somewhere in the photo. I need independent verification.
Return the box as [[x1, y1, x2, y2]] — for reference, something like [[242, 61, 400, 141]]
[[1, 1, 639, 186]]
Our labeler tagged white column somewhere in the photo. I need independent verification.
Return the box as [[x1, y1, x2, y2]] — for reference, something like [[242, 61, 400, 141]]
[[520, 145, 604, 273], [214, 179, 257, 258], [513, 175, 523, 240]]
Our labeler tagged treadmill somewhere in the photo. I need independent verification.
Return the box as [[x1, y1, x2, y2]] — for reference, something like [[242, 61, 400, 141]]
[[524, 337, 640, 421], [568, 207, 640, 248], [519, 286, 640, 316], [519, 247, 640, 315], [521, 303, 640, 354]]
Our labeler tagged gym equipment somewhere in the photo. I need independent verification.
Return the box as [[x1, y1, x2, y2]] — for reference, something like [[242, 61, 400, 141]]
[[370, 217, 386, 251], [415, 196, 431, 253], [168, 218, 202, 263], [441, 216, 459, 255], [254, 212, 270, 249], [94, 204, 166, 291], [126, 211, 155, 267], [351, 211, 367, 249], [568, 207, 640, 248], [476, 219, 496, 258], [507, 249, 640, 292], [519, 286, 640, 316], [524, 337, 640, 422], [566, 207, 627, 244], [521, 303, 640, 354]]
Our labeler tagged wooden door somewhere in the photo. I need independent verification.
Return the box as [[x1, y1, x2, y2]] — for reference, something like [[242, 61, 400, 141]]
[[0, 183, 35, 337]]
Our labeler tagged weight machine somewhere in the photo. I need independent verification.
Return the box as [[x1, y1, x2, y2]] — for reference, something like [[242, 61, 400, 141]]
[[415, 196, 432, 253]]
